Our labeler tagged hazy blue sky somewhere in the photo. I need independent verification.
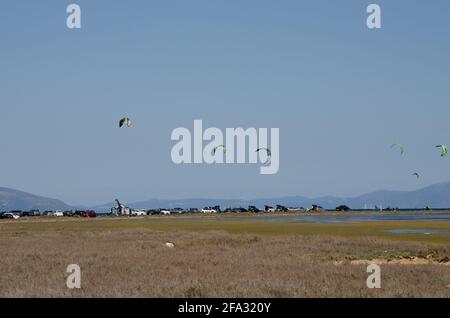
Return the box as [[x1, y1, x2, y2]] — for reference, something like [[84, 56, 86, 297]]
[[1, 1, 449, 205]]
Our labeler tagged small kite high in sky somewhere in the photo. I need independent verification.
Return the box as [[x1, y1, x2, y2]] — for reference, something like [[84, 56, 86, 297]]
[[213, 145, 226, 155], [390, 143, 405, 155], [119, 117, 132, 128], [412, 173, 420, 179], [436, 144, 448, 157], [256, 147, 272, 165]]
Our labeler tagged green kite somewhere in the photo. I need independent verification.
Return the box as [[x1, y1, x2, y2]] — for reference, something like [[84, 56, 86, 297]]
[[436, 144, 448, 157], [391, 143, 405, 155]]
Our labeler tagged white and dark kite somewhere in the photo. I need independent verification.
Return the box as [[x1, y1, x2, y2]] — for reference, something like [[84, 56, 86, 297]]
[[119, 117, 132, 128], [213, 145, 226, 155], [256, 147, 272, 165]]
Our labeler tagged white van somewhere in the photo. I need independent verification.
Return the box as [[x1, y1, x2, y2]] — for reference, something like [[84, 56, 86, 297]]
[[47, 211, 64, 217], [131, 210, 147, 216]]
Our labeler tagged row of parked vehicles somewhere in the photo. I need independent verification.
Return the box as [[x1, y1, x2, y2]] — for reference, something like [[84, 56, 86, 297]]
[[1, 205, 353, 220], [0, 210, 97, 219], [144, 206, 276, 215], [143, 204, 351, 215]]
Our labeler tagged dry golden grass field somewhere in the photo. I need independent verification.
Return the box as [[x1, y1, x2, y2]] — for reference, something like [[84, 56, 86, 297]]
[[1, 214, 450, 297]]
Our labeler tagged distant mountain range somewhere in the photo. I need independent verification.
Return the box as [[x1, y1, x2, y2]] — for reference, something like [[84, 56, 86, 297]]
[[0, 187, 72, 211], [3, 182, 450, 211], [95, 182, 450, 211]]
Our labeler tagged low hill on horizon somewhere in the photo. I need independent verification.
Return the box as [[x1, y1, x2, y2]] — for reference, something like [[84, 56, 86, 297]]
[[0, 187, 72, 211], [3, 182, 450, 212], [95, 182, 450, 210]]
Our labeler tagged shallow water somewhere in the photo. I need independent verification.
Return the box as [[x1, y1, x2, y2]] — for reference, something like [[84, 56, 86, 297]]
[[385, 229, 450, 235], [219, 213, 450, 224], [116, 213, 450, 224]]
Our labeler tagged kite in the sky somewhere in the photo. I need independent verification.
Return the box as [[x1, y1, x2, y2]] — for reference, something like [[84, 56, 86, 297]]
[[436, 144, 448, 157], [412, 173, 420, 179], [213, 145, 226, 155], [256, 147, 272, 165], [119, 117, 132, 128], [390, 143, 405, 155]]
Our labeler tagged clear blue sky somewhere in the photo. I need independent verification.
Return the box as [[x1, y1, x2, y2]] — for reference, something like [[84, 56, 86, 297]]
[[1, 1, 449, 205]]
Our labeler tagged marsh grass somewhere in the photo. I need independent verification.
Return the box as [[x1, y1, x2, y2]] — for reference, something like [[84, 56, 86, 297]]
[[1, 219, 450, 297]]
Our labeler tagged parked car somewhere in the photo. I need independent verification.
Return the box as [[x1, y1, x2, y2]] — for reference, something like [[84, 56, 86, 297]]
[[21, 210, 40, 217], [276, 205, 289, 212], [44, 210, 63, 216], [29, 209, 41, 216], [46, 211, 64, 217], [288, 207, 305, 212], [201, 207, 217, 213], [81, 211, 96, 218], [248, 206, 260, 213], [131, 210, 147, 216], [336, 205, 351, 212], [74, 210, 96, 218], [308, 204, 325, 212], [0, 213, 20, 220]]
